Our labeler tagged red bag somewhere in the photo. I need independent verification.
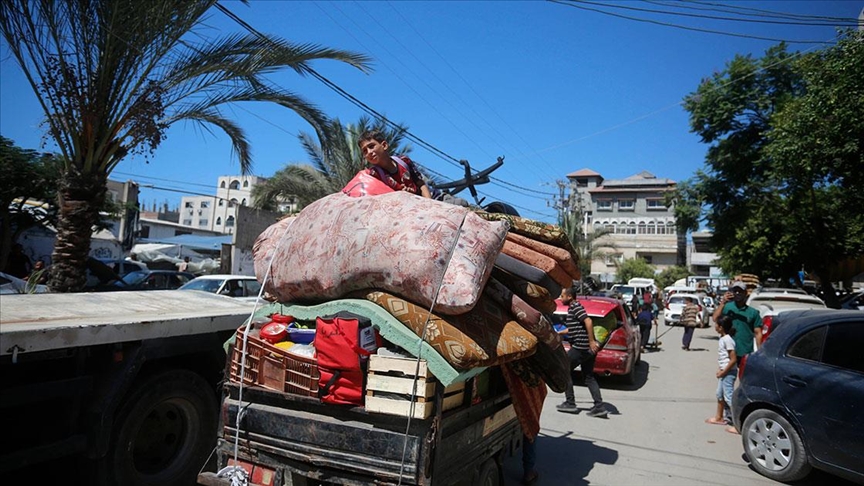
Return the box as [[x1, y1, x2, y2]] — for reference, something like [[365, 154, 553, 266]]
[[341, 171, 395, 197], [314, 312, 378, 405]]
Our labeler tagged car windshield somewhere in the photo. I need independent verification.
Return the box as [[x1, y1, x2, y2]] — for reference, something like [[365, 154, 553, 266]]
[[120, 271, 149, 286], [614, 286, 635, 296], [180, 279, 223, 293]]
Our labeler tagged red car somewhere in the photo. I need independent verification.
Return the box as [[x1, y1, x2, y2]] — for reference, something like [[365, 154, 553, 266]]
[[553, 296, 642, 384]]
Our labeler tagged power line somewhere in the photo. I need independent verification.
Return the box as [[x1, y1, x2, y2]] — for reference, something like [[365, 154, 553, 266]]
[[215, 3, 558, 199], [548, 0, 836, 44], [676, 0, 862, 23], [578, 0, 864, 27]]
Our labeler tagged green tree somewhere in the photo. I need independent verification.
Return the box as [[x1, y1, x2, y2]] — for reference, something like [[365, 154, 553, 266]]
[[615, 257, 656, 284], [0, 0, 370, 291], [0, 136, 60, 271], [655, 265, 691, 290], [559, 207, 616, 280], [253, 116, 410, 210], [681, 32, 864, 306]]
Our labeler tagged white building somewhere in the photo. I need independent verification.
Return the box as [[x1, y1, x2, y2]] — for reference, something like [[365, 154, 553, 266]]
[[178, 175, 298, 234], [566, 169, 678, 283]]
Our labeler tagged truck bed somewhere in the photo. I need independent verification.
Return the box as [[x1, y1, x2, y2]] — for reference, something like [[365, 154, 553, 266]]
[[217, 380, 520, 486], [0, 290, 256, 356]]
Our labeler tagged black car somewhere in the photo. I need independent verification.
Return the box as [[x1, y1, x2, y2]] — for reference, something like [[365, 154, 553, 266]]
[[104, 270, 194, 291], [731, 309, 864, 484]]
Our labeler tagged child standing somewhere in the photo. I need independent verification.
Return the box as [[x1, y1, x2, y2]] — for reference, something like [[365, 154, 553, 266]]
[[706, 316, 737, 425]]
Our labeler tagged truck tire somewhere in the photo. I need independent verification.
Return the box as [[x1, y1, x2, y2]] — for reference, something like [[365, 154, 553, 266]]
[[476, 457, 501, 486], [99, 369, 218, 486]]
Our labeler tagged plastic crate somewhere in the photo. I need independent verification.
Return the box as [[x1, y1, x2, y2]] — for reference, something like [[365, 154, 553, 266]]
[[229, 326, 320, 397]]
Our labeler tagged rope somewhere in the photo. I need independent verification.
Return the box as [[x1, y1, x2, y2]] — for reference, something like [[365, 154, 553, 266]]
[[395, 212, 503, 485], [215, 217, 297, 486]]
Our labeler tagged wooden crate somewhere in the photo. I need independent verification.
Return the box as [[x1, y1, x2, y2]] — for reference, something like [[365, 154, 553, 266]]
[[364, 355, 465, 419]]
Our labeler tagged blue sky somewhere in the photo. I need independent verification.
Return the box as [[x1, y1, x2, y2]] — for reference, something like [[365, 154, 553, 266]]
[[1, 1, 860, 222]]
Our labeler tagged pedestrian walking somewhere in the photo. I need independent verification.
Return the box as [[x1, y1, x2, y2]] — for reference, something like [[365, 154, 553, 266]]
[[556, 286, 607, 418], [680, 297, 699, 350], [636, 303, 654, 353]]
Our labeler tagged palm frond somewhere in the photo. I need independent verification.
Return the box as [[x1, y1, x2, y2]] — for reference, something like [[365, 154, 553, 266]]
[[163, 108, 252, 174]]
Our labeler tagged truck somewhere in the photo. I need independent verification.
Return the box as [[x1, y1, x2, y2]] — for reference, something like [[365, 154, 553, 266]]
[[198, 310, 524, 486], [0, 290, 256, 485]]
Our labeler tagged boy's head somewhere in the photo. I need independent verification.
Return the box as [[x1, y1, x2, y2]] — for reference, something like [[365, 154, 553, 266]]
[[358, 130, 390, 167], [560, 286, 577, 304]]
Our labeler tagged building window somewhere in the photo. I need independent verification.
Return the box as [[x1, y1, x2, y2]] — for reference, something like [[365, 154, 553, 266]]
[[243, 180, 249, 188], [229, 198, 238, 208], [200, 201, 209, 208], [638, 222, 647, 234], [641, 255, 653, 264], [647, 199, 666, 210], [218, 199, 224, 207], [220, 181, 226, 189], [647, 222, 657, 235], [604, 253, 624, 266], [216, 217, 222, 225], [230, 180, 240, 190], [187, 209, 193, 216], [226, 216, 235, 227], [619, 199, 635, 211], [241, 198, 247, 206], [597, 200, 612, 211], [184, 202, 193, 208], [199, 219, 208, 227], [183, 219, 192, 225]]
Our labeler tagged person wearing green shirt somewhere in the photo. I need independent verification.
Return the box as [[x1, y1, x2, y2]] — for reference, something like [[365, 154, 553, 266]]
[[712, 281, 762, 357]]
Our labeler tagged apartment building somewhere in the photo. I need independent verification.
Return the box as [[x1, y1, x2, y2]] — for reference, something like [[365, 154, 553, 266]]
[[566, 169, 678, 283]]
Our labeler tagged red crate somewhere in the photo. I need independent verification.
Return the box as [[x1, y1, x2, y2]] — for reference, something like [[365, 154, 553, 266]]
[[229, 326, 319, 397]]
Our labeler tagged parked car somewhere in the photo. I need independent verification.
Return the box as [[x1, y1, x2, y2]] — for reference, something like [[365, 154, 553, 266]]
[[731, 310, 864, 484], [179, 274, 262, 301], [663, 293, 706, 327], [85, 257, 148, 288], [0, 271, 48, 294], [553, 296, 641, 384], [746, 288, 827, 340], [839, 289, 864, 311], [102, 270, 194, 291]]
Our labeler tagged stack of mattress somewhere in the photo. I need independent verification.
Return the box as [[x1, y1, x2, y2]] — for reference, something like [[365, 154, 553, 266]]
[[252, 191, 576, 438]]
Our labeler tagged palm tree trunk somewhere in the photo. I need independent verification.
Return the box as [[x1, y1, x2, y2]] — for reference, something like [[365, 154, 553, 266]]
[[48, 169, 107, 292]]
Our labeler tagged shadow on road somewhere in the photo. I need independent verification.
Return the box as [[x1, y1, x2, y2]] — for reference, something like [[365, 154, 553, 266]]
[[534, 433, 619, 485]]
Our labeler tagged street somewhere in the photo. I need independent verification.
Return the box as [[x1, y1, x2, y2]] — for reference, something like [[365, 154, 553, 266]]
[[500, 321, 854, 486]]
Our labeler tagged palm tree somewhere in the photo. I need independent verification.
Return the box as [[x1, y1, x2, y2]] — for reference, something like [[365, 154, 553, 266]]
[[253, 115, 411, 210], [560, 207, 617, 281], [0, 1, 370, 291]]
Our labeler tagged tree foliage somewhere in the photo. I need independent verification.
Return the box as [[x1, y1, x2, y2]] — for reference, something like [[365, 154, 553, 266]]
[[0, 136, 60, 271], [252, 116, 410, 211], [655, 265, 691, 290], [615, 257, 656, 284], [680, 31, 864, 304], [0, 0, 370, 291], [559, 206, 616, 280]]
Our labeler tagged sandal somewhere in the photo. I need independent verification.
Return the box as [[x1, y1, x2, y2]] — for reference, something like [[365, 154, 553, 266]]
[[705, 417, 725, 425], [725, 426, 740, 435]]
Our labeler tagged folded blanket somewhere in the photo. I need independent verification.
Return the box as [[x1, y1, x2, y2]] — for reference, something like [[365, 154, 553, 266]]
[[490, 267, 558, 315], [364, 290, 537, 369], [506, 232, 580, 282], [494, 253, 562, 298], [484, 277, 561, 350], [254, 192, 508, 315], [501, 361, 547, 441], [501, 240, 573, 290], [475, 212, 579, 265]]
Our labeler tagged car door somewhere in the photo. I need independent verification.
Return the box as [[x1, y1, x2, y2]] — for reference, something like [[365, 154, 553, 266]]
[[777, 322, 864, 472]]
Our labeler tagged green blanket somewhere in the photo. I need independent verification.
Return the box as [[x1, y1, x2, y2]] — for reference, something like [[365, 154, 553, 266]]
[[233, 299, 485, 387]]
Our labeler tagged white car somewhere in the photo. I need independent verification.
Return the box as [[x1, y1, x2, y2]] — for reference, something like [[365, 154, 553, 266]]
[[0, 271, 48, 294], [663, 293, 705, 327], [179, 274, 262, 302], [746, 288, 827, 339]]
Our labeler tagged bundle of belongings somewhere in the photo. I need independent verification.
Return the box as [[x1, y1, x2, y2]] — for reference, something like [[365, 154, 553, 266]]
[[244, 189, 579, 441]]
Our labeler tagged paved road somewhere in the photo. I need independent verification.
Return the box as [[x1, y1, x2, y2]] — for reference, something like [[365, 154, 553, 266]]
[[500, 322, 852, 486]]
